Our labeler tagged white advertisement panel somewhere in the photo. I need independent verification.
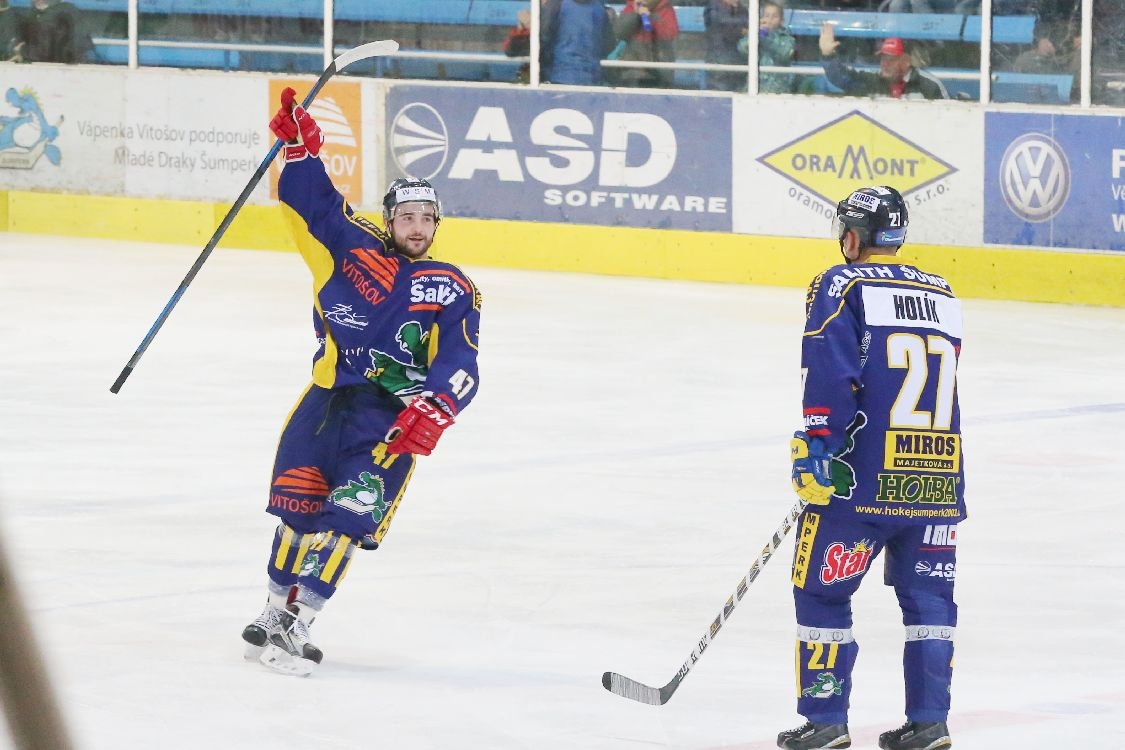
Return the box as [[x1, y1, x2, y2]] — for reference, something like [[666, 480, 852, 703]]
[[0, 65, 126, 193], [733, 97, 984, 247], [124, 70, 268, 202]]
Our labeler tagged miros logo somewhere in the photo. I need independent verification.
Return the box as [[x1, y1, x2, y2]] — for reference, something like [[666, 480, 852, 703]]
[[269, 80, 363, 204], [999, 133, 1070, 223], [758, 110, 955, 213]]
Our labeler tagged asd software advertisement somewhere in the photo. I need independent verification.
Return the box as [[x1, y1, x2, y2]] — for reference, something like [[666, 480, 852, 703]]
[[384, 86, 733, 232], [985, 111, 1125, 252]]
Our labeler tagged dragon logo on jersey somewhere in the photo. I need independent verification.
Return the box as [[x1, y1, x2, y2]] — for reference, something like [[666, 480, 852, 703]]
[[802, 672, 844, 698], [829, 412, 867, 498], [299, 552, 325, 578], [329, 471, 389, 522], [365, 321, 429, 395]]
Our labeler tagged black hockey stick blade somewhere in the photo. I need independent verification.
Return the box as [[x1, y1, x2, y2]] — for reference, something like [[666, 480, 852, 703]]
[[601, 671, 677, 706], [109, 40, 400, 394]]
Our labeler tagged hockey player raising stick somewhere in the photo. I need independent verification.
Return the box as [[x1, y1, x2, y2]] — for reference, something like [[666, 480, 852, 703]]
[[241, 87, 482, 676], [779, 186, 964, 750]]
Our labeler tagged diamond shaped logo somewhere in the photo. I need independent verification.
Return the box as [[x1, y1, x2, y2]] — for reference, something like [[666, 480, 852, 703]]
[[758, 110, 956, 206]]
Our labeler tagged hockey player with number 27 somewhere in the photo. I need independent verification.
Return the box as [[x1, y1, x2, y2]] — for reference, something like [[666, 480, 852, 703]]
[[240, 87, 482, 676], [779, 186, 965, 750]]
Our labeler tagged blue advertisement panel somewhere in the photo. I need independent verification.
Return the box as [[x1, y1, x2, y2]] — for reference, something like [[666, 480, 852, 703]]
[[385, 86, 732, 232], [985, 112, 1125, 252]]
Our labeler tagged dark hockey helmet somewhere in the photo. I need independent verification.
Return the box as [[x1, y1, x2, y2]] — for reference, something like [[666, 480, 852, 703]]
[[831, 185, 909, 249], [382, 177, 442, 224]]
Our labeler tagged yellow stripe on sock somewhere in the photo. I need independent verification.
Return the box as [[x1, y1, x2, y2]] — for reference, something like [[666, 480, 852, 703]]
[[320, 534, 352, 583], [273, 524, 296, 571]]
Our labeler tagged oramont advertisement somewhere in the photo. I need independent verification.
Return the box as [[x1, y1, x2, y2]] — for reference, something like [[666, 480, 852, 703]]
[[735, 97, 982, 246], [385, 86, 733, 232]]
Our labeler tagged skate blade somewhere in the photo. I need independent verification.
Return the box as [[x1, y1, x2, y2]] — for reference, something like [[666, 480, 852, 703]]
[[259, 643, 316, 677]]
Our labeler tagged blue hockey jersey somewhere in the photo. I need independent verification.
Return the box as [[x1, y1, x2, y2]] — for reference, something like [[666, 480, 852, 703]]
[[801, 258, 965, 524], [278, 157, 481, 415]]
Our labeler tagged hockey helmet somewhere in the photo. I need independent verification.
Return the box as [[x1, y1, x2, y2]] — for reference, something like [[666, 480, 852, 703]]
[[831, 185, 908, 249], [382, 177, 442, 224]]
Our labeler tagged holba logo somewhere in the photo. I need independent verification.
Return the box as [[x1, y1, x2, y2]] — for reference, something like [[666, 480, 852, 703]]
[[999, 132, 1070, 223], [758, 110, 955, 207], [390, 102, 449, 180]]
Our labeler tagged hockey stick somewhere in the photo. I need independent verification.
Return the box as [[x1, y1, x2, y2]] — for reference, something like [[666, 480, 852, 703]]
[[601, 497, 808, 705], [109, 39, 400, 394]]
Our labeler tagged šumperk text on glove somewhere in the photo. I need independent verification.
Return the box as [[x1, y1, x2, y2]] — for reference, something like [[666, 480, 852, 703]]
[[385, 396, 456, 456], [268, 86, 325, 162], [790, 430, 834, 505]]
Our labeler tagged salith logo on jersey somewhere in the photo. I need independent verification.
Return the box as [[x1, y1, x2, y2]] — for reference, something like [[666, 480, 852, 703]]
[[270, 466, 329, 515], [409, 270, 469, 312], [999, 133, 1070, 223], [758, 110, 956, 210], [820, 539, 874, 584]]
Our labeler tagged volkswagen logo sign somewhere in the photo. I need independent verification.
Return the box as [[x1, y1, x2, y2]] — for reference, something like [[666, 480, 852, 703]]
[[389, 102, 449, 181], [999, 133, 1070, 223]]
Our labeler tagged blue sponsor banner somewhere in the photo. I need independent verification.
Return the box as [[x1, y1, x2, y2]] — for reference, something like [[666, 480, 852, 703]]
[[385, 86, 732, 232], [985, 112, 1125, 252]]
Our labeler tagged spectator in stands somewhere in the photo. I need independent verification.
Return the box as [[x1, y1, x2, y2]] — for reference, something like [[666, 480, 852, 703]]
[[1011, 25, 1077, 75], [704, 0, 750, 91], [744, 0, 797, 92], [541, 0, 617, 85], [612, 0, 680, 88], [0, 0, 24, 62], [502, 8, 533, 83], [819, 24, 949, 98], [16, 0, 90, 63]]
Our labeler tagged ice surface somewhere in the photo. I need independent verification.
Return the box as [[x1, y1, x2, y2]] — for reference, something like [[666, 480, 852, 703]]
[[1, 233, 1122, 749]]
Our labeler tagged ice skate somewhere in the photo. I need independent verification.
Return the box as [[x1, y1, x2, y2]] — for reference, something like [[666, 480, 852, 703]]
[[241, 602, 286, 660], [878, 720, 951, 750], [777, 720, 851, 749], [259, 606, 323, 677]]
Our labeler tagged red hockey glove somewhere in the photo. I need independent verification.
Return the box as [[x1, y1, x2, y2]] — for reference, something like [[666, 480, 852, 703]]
[[268, 86, 324, 162], [385, 397, 455, 456]]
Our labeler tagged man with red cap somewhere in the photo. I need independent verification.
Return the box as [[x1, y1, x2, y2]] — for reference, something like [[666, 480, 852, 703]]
[[818, 23, 948, 99]]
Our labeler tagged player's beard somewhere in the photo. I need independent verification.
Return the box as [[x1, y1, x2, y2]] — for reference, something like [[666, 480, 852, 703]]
[[392, 231, 434, 259]]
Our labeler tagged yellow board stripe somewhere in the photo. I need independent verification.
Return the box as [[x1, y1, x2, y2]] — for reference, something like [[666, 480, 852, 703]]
[[4, 190, 1124, 307]]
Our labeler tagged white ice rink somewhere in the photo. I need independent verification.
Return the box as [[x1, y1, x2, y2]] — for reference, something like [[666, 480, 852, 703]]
[[1, 232, 1123, 750]]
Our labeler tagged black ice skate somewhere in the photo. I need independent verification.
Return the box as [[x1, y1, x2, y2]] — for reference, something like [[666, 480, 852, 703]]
[[241, 602, 286, 660], [259, 606, 323, 677], [878, 720, 951, 750], [777, 721, 851, 749]]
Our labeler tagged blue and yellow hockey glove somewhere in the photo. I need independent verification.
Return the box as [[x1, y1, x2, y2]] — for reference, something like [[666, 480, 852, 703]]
[[790, 431, 834, 506]]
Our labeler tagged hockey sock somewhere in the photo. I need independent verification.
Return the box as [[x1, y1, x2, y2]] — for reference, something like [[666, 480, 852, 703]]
[[294, 530, 357, 602]]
